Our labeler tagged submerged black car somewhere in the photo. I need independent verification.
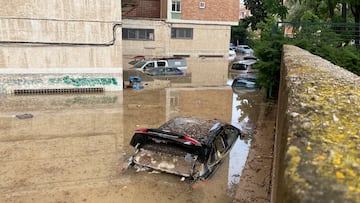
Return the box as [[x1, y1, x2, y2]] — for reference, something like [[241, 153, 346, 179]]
[[127, 116, 243, 181]]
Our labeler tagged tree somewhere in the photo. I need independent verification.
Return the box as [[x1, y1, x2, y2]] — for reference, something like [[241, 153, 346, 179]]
[[244, 0, 287, 29]]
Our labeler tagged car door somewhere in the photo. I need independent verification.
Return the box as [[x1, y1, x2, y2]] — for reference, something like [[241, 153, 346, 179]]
[[208, 126, 240, 166], [143, 62, 155, 71], [208, 134, 227, 167], [222, 125, 241, 147]]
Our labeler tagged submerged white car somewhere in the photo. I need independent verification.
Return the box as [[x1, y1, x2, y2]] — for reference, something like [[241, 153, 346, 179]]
[[229, 48, 236, 61], [235, 45, 254, 55]]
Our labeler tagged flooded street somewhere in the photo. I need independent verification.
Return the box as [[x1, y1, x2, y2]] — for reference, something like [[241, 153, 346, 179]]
[[0, 83, 263, 202]]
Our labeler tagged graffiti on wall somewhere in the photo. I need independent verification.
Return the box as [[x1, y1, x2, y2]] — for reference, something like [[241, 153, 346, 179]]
[[48, 76, 118, 87], [2, 78, 43, 86], [0, 78, 44, 94], [0, 75, 120, 94]]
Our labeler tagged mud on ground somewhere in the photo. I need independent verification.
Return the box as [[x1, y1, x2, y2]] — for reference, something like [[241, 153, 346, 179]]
[[234, 100, 277, 203]]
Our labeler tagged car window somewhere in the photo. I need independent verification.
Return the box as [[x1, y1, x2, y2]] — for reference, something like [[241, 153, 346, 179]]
[[154, 68, 165, 75], [208, 136, 226, 165], [209, 146, 218, 164], [232, 63, 248, 70], [233, 80, 247, 87], [146, 62, 155, 68], [223, 126, 239, 146], [214, 136, 226, 153], [133, 61, 146, 69], [158, 61, 166, 66]]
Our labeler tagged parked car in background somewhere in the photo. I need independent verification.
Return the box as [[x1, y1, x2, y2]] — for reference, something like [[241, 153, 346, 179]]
[[230, 42, 236, 50], [235, 45, 254, 55], [229, 60, 258, 73], [243, 55, 258, 62], [126, 116, 243, 181], [228, 48, 236, 61], [228, 60, 258, 79], [145, 67, 185, 76], [232, 77, 258, 89], [131, 57, 187, 72], [231, 76, 260, 94]]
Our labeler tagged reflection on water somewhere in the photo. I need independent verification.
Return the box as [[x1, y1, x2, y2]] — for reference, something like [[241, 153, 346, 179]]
[[0, 87, 261, 202]]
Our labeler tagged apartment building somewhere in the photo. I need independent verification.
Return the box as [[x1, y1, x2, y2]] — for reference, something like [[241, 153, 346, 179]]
[[239, 0, 251, 19], [122, 0, 240, 85]]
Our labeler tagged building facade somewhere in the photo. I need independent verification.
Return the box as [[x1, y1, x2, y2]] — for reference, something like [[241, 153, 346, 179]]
[[122, 0, 239, 86]]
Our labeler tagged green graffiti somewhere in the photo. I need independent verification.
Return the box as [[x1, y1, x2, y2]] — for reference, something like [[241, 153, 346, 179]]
[[48, 76, 118, 87]]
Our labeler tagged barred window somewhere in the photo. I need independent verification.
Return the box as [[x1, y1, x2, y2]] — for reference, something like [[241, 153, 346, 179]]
[[122, 28, 154, 40], [171, 28, 193, 39]]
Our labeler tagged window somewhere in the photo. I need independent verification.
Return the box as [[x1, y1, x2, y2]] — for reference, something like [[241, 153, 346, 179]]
[[223, 126, 240, 146], [214, 136, 226, 153], [172, 0, 181, 12], [171, 28, 193, 39], [122, 28, 154, 40], [240, 12, 245, 19], [157, 61, 166, 66]]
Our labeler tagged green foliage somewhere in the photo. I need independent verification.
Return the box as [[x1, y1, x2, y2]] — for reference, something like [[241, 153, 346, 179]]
[[233, 0, 360, 98], [251, 18, 289, 98], [249, 19, 360, 98], [231, 21, 251, 45], [300, 11, 320, 22], [293, 36, 360, 75], [244, 0, 287, 29]]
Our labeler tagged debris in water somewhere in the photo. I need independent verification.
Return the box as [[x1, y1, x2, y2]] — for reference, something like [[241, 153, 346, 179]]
[[16, 114, 33, 119]]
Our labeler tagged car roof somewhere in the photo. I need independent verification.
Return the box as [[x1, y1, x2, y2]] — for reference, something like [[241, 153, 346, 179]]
[[232, 60, 256, 66], [158, 116, 224, 141]]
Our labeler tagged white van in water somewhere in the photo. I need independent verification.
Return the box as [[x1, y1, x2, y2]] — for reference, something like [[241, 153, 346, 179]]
[[131, 58, 187, 72]]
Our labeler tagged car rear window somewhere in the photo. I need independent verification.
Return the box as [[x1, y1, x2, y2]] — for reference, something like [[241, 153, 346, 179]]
[[232, 63, 248, 70]]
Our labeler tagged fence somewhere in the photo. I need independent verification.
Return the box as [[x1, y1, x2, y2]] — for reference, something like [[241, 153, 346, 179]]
[[273, 22, 360, 49]]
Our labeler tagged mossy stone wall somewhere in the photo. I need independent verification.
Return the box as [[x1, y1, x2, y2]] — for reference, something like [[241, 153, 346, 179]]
[[272, 45, 360, 203]]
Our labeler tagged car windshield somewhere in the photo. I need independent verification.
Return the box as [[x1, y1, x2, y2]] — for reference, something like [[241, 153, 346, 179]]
[[132, 61, 146, 69]]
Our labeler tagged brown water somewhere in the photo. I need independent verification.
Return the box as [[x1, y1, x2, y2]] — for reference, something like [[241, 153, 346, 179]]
[[0, 85, 262, 202]]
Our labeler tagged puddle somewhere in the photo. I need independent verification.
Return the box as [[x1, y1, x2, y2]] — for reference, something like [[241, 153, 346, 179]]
[[0, 86, 261, 202]]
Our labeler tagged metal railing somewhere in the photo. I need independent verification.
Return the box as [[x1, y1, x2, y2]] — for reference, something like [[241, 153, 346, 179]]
[[274, 22, 360, 49], [13, 88, 104, 95]]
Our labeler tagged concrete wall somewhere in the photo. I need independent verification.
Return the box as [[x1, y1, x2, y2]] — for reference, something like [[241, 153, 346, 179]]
[[0, 0, 123, 68], [0, 93, 123, 196], [273, 45, 360, 202]]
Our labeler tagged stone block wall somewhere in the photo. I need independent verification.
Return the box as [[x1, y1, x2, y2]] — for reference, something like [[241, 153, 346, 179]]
[[272, 45, 360, 202], [0, 0, 122, 69]]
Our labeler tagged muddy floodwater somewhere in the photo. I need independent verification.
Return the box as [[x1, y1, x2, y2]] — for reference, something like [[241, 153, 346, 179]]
[[0, 85, 262, 202]]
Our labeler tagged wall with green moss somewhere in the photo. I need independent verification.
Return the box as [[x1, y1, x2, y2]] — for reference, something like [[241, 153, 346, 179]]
[[272, 45, 360, 203]]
